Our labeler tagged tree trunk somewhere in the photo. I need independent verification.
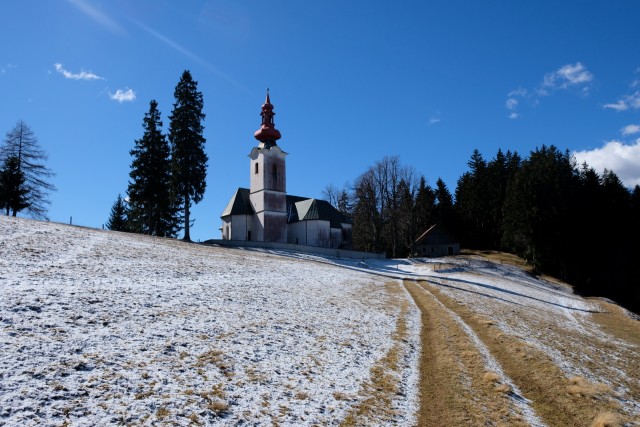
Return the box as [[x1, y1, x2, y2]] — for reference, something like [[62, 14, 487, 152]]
[[183, 192, 191, 242]]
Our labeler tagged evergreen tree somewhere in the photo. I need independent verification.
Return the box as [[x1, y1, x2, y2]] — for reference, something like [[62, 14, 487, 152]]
[[0, 120, 55, 219], [106, 194, 129, 232], [337, 189, 352, 218], [397, 178, 416, 257], [434, 177, 454, 232], [414, 176, 435, 235], [0, 155, 29, 215], [168, 70, 207, 241], [127, 100, 180, 237], [501, 145, 577, 276]]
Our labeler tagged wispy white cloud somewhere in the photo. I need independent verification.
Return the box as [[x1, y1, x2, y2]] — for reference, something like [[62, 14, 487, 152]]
[[604, 100, 629, 112], [631, 67, 640, 88], [1, 64, 17, 75], [54, 63, 103, 81], [621, 124, 640, 136], [508, 88, 528, 98], [128, 17, 248, 93], [109, 88, 136, 103], [603, 91, 640, 112], [539, 62, 593, 95], [506, 63, 593, 119], [428, 116, 441, 125], [67, 0, 124, 35], [573, 139, 640, 187]]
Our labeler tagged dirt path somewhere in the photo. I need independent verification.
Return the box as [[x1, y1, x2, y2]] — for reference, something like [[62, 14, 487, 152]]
[[404, 279, 633, 427]]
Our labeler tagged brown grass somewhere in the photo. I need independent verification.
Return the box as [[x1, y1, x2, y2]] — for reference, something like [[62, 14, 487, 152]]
[[567, 376, 611, 398], [294, 391, 309, 400], [196, 348, 234, 378], [483, 371, 500, 383], [207, 400, 229, 414], [591, 412, 621, 427], [412, 280, 630, 426], [332, 391, 350, 401], [461, 249, 533, 271], [156, 407, 170, 419], [404, 280, 525, 426], [591, 300, 640, 347]]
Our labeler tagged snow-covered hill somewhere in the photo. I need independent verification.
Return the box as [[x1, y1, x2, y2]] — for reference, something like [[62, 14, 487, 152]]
[[1, 215, 639, 426], [0, 216, 419, 426]]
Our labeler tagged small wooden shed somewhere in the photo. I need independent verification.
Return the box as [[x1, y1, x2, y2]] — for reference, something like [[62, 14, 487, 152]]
[[414, 224, 460, 257]]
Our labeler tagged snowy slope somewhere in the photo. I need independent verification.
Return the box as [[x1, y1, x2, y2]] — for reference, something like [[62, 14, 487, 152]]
[[2, 216, 639, 426], [304, 255, 639, 422], [0, 216, 419, 426]]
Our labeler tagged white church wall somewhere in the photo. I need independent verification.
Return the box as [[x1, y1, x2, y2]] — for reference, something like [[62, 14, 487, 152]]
[[231, 215, 250, 240], [250, 190, 286, 213], [287, 222, 307, 245], [306, 220, 331, 248], [221, 218, 231, 240], [330, 227, 342, 249], [286, 221, 332, 247], [221, 215, 252, 240]]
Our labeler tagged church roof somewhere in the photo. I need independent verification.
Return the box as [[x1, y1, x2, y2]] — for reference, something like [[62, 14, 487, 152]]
[[221, 188, 254, 217], [287, 197, 350, 228], [221, 188, 350, 229]]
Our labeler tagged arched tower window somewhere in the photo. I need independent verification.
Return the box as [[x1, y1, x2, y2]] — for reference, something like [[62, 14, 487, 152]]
[[272, 164, 278, 183], [255, 163, 259, 174]]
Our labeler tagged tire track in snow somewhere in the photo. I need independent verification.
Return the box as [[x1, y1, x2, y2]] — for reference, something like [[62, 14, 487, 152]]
[[405, 280, 546, 427]]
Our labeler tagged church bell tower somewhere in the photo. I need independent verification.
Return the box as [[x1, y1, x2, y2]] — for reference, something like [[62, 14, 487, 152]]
[[248, 90, 288, 242]]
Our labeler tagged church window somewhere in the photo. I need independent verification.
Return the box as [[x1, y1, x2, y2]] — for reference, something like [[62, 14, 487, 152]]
[[255, 163, 259, 174], [272, 164, 278, 183]]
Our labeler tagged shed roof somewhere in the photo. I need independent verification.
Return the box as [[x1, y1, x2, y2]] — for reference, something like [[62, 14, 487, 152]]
[[415, 224, 458, 245]]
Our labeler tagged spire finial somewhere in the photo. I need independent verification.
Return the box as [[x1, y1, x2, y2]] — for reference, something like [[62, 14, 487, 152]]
[[254, 89, 281, 144]]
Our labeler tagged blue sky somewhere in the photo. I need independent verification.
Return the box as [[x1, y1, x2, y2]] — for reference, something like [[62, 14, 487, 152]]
[[2, 0, 639, 241]]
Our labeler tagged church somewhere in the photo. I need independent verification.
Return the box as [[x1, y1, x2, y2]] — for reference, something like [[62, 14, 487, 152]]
[[220, 91, 352, 249]]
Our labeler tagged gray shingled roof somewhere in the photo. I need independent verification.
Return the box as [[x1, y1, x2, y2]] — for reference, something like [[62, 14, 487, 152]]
[[287, 198, 349, 228], [221, 189, 349, 228], [221, 188, 254, 217]]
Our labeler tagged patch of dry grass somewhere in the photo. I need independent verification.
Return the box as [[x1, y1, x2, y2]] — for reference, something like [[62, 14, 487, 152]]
[[405, 280, 526, 427], [591, 300, 640, 347], [339, 282, 408, 426], [156, 407, 170, 419], [567, 376, 611, 398], [294, 391, 309, 400], [461, 249, 533, 270], [416, 281, 631, 426], [591, 411, 621, 427], [196, 348, 234, 378]]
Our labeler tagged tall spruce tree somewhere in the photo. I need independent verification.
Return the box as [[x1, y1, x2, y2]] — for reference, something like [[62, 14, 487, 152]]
[[106, 194, 129, 232], [168, 70, 207, 241], [0, 120, 55, 219], [434, 177, 454, 232], [414, 176, 435, 235], [127, 100, 179, 237]]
